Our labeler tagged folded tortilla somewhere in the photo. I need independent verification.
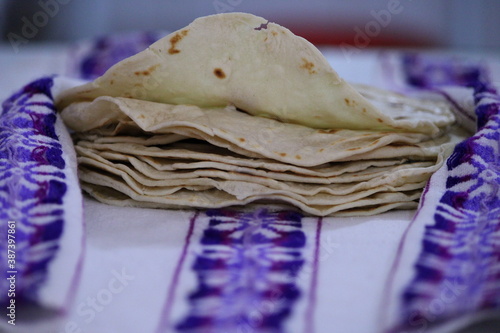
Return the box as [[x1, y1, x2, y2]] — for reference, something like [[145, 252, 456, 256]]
[[57, 13, 454, 134]]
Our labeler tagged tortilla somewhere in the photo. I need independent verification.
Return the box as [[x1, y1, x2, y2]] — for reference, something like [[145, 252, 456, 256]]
[[75, 143, 435, 184], [80, 181, 421, 217], [56, 13, 454, 134], [76, 145, 438, 195], [62, 96, 458, 167], [76, 142, 442, 186]]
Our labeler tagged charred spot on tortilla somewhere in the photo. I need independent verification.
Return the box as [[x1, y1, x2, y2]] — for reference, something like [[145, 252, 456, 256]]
[[254, 21, 270, 30], [168, 29, 189, 54], [301, 58, 317, 74], [214, 68, 226, 79]]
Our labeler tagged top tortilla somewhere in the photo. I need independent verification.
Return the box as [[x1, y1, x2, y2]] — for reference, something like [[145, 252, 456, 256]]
[[56, 13, 453, 134]]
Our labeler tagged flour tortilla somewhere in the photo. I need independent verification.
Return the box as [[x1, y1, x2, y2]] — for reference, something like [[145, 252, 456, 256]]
[[75, 140, 430, 180], [62, 97, 457, 167], [75, 138, 438, 216], [75, 144, 439, 186], [80, 181, 420, 217], [78, 164, 425, 206], [74, 133, 188, 146], [57, 13, 454, 134], [76, 145, 439, 196]]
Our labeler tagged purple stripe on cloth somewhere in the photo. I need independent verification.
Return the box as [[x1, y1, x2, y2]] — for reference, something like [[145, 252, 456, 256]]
[[380, 182, 434, 327], [393, 55, 500, 331], [156, 212, 199, 333], [174, 208, 306, 333], [303, 217, 322, 333], [0, 77, 67, 306]]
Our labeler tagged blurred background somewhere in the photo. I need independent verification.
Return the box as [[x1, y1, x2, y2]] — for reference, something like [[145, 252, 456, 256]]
[[1, 0, 499, 51]]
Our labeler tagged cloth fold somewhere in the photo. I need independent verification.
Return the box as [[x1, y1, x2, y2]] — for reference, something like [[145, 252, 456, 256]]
[[0, 77, 84, 314], [382, 53, 500, 333]]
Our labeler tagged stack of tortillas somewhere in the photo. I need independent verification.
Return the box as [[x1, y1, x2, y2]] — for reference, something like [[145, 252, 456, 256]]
[[56, 13, 465, 216]]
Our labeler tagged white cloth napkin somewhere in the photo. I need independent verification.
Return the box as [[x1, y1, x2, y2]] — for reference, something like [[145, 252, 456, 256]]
[[1, 33, 499, 333]]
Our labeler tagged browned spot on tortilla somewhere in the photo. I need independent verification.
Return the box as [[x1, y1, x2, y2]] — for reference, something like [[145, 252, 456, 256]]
[[134, 64, 160, 77], [239, 138, 246, 142], [168, 29, 189, 54], [214, 68, 226, 79], [280, 153, 287, 157], [123, 93, 133, 98], [271, 31, 278, 36], [344, 98, 358, 107], [295, 155, 302, 160], [300, 58, 317, 74], [147, 64, 160, 73], [138, 114, 145, 119], [318, 148, 324, 152], [377, 118, 384, 123], [110, 80, 114, 85], [347, 147, 362, 151], [362, 108, 367, 113]]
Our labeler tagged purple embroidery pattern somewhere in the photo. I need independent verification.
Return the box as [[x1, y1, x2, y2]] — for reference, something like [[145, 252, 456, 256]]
[[70, 32, 162, 80], [402, 54, 490, 90], [175, 209, 306, 333], [0, 77, 68, 305], [394, 55, 500, 330]]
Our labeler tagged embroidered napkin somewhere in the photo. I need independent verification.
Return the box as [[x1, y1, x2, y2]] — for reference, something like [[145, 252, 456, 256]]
[[381, 53, 500, 333], [1, 31, 499, 333], [0, 77, 84, 320]]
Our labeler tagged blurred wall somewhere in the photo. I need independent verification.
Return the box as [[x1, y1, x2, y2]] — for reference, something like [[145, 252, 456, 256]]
[[1, 0, 499, 50]]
